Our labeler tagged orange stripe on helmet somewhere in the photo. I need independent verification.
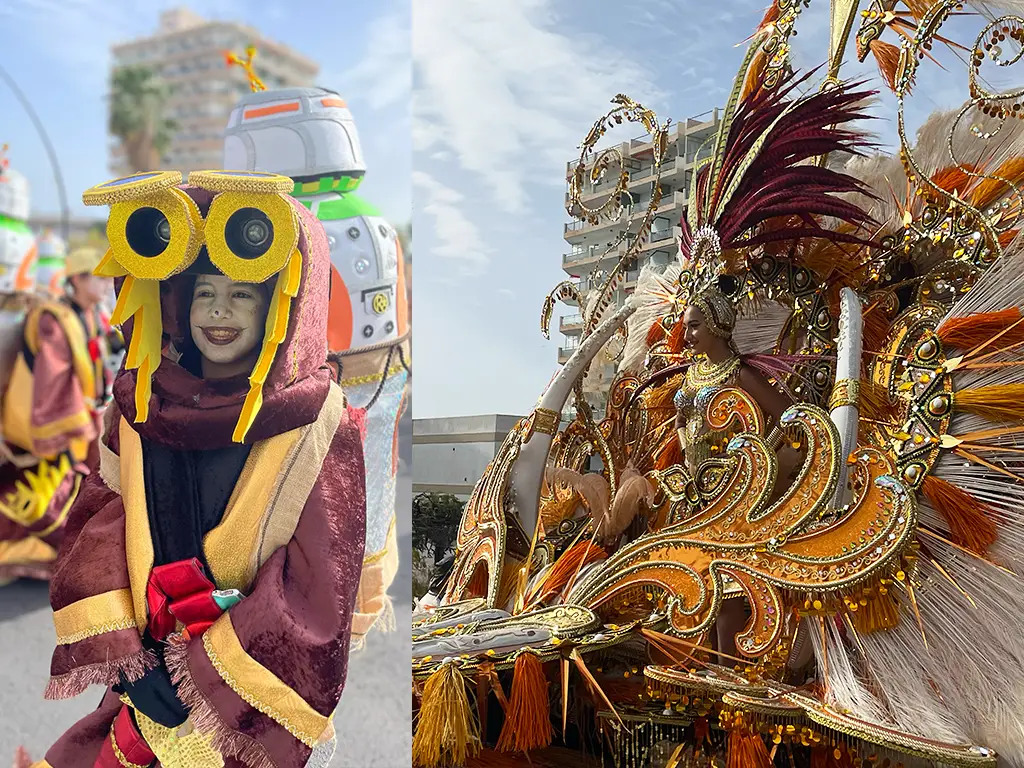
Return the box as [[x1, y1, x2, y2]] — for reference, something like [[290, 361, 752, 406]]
[[243, 102, 301, 119]]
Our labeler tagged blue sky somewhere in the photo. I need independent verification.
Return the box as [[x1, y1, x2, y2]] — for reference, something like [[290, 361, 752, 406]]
[[0, 0, 410, 224], [412, 0, 981, 419]]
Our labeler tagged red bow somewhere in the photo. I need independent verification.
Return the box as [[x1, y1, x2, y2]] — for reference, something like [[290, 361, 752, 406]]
[[145, 558, 222, 641]]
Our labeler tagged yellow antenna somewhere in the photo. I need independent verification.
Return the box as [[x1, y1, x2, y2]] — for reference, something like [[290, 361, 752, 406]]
[[223, 44, 266, 92]]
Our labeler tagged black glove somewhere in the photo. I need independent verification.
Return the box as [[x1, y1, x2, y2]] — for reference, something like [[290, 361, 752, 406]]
[[114, 634, 188, 728], [116, 661, 188, 728]]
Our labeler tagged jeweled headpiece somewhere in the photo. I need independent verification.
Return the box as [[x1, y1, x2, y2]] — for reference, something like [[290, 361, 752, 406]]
[[668, 65, 877, 336]]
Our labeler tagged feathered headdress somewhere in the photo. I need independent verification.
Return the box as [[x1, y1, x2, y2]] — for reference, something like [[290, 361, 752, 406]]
[[621, 62, 878, 372], [679, 69, 877, 304]]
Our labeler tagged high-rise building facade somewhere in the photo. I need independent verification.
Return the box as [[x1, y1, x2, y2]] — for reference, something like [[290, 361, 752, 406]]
[[109, 7, 319, 176], [559, 108, 723, 415]]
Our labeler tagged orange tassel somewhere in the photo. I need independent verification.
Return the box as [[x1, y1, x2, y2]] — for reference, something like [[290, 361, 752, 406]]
[[955, 383, 1024, 424], [528, 541, 606, 606], [647, 319, 667, 348], [727, 727, 773, 768], [932, 164, 977, 196], [921, 475, 998, 556], [938, 308, 1024, 352], [497, 653, 553, 753], [972, 157, 1024, 211], [412, 663, 481, 768], [870, 39, 904, 93], [694, 716, 711, 751]]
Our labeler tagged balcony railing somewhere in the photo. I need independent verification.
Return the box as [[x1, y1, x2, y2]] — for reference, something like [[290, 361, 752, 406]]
[[561, 313, 583, 326]]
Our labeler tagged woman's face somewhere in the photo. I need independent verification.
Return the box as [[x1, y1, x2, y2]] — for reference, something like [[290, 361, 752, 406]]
[[189, 274, 267, 367], [682, 304, 712, 355]]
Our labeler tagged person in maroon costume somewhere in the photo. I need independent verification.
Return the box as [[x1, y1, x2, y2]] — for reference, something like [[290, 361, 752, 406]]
[[19, 171, 367, 768]]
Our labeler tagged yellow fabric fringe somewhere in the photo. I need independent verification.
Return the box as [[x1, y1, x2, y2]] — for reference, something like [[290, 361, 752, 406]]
[[234, 248, 302, 443], [412, 663, 481, 768]]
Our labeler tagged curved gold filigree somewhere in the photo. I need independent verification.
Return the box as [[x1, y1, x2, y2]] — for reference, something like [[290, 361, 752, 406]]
[[445, 419, 530, 607], [564, 401, 915, 657]]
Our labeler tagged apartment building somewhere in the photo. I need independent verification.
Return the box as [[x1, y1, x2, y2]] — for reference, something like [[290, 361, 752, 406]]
[[559, 109, 723, 415], [109, 7, 319, 176], [413, 415, 524, 500]]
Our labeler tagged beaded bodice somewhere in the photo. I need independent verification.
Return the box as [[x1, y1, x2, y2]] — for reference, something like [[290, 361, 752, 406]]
[[674, 355, 742, 470]]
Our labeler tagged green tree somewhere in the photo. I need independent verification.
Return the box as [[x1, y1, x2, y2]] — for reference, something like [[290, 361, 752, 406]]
[[109, 66, 178, 172], [412, 492, 463, 565]]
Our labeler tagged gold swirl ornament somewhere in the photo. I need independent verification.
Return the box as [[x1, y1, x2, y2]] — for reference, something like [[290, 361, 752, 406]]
[[565, 398, 916, 658]]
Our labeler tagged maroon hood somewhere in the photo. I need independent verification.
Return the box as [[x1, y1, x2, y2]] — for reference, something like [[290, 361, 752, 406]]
[[111, 185, 332, 450]]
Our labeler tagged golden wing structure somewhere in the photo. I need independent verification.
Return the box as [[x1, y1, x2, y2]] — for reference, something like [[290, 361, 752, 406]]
[[411, 2, 1024, 766]]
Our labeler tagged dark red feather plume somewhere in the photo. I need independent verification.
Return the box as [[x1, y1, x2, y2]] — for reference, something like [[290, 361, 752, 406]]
[[680, 67, 877, 268]]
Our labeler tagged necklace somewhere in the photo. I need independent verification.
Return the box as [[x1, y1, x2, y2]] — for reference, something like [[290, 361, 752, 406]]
[[685, 354, 740, 390]]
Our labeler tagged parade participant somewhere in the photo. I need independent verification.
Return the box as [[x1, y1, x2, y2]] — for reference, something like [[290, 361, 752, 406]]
[[21, 168, 365, 768], [0, 149, 81, 585], [34, 229, 66, 299], [3, 247, 113, 471], [412, 2, 1024, 765], [224, 47, 408, 648]]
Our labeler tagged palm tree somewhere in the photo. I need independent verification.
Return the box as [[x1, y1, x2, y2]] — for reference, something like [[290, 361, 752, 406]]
[[109, 66, 178, 172]]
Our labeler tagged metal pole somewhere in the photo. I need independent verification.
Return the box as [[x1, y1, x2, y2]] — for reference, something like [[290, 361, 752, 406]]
[[0, 62, 71, 243]]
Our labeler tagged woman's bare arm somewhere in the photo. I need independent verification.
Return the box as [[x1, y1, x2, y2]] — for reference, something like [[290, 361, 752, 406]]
[[737, 364, 792, 424]]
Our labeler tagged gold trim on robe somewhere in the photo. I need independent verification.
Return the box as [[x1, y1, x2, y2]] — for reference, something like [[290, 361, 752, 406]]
[[202, 612, 330, 747], [53, 588, 136, 646]]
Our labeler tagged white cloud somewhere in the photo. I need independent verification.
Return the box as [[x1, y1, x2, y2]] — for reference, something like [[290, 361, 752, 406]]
[[497, 288, 516, 299], [413, 170, 491, 275], [413, 0, 663, 214], [337, 9, 411, 112]]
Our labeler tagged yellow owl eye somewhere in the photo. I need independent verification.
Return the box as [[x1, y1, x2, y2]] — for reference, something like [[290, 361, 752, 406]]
[[105, 189, 204, 279], [201, 179, 299, 284], [82, 171, 204, 280]]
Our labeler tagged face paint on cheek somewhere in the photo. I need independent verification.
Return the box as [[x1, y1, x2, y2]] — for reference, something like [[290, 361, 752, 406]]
[[189, 276, 269, 367]]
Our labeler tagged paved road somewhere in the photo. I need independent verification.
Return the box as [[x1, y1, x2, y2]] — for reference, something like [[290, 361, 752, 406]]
[[0, 411, 412, 767]]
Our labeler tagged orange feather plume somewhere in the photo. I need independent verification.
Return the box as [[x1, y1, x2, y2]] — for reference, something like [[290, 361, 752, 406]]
[[921, 475, 998, 557], [871, 39, 904, 94], [937, 308, 1024, 352]]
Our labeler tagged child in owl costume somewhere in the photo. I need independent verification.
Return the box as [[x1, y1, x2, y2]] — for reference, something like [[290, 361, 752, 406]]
[[224, 49, 408, 648]]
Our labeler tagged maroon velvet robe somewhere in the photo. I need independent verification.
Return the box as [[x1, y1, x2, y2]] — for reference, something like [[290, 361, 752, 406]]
[[38, 187, 367, 767]]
